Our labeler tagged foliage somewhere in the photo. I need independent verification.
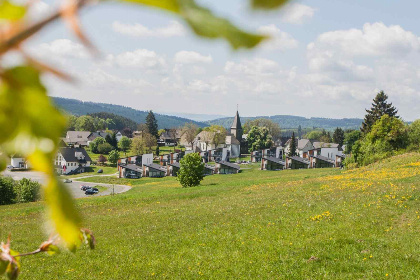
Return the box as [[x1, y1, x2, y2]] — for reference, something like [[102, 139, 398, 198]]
[[354, 115, 408, 166], [361, 91, 398, 134], [89, 137, 106, 154], [305, 130, 323, 140], [243, 119, 281, 141], [288, 131, 297, 156], [204, 125, 227, 148], [332, 127, 345, 146], [146, 111, 159, 139], [344, 130, 361, 154], [407, 120, 420, 151], [121, 127, 133, 138], [75, 115, 96, 132], [177, 153, 205, 188], [14, 178, 41, 203], [142, 133, 157, 153], [97, 143, 113, 155], [118, 136, 132, 154], [107, 150, 120, 165], [130, 137, 146, 155], [0, 176, 15, 205], [97, 154, 107, 165], [182, 122, 198, 147], [247, 126, 273, 152], [88, 112, 137, 131]]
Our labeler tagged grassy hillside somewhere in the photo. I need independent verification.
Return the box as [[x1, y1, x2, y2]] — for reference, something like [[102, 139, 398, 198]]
[[53, 97, 207, 129], [1, 153, 419, 279], [207, 115, 363, 130]]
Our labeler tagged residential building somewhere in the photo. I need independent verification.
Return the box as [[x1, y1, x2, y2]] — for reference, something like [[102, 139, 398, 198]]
[[55, 147, 91, 175], [10, 156, 31, 169], [261, 156, 286, 171], [143, 163, 167, 178], [286, 156, 310, 169], [63, 131, 91, 147], [284, 139, 314, 158], [216, 161, 240, 174]]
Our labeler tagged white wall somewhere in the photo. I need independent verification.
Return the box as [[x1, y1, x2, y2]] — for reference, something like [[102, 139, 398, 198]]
[[141, 153, 153, 165], [321, 148, 339, 160]]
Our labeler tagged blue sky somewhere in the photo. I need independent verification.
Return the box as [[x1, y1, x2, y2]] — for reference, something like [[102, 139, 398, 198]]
[[22, 0, 420, 121]]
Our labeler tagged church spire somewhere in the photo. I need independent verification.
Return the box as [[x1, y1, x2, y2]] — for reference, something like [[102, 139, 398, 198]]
[[230, 109, 242, 142]]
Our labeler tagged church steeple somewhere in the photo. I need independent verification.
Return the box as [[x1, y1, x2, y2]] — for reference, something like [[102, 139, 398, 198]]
[[230, 110, 243, 142]]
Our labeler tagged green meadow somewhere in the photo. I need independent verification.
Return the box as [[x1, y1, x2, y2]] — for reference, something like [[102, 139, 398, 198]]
[[1, 153, 419, 279]]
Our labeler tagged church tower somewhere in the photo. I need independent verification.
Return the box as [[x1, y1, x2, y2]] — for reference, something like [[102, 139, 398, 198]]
[[230, 110, 243, 142]]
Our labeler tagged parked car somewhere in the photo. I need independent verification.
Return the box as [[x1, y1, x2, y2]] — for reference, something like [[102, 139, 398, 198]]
[[80, 185, 91, 191], [6, 165, 13, 170], [97, 169, 103, 173], [85, 188, 99, 195], [63, 179, 72, 183]]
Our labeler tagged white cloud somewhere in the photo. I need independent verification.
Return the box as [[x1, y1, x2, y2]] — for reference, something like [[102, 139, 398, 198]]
[[224, 58, 280, 76], [26, 1, 53, 21], [112, 21, 186, 38], [109, 49, 167, 71], [257, 25, 299, 51], [281, 4, 316, 24], [174, 51, 213, 64], [36, 39, 88, 58]]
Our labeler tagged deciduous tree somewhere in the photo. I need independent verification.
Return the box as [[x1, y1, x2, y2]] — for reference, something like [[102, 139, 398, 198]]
[[177, 153, 205, 188], [361, 91, 398, 134]]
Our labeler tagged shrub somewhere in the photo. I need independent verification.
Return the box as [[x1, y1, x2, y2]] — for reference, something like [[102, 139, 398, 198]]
[[15, 178, 41, 203], [97, 142, 113, 154], [0, 176, 16, 205], [97, 154, 107, 165], [108, 150, 120, 165], [90, 136, 106, 153], [177, 153, 205, 188], [407, 119, 420, 151]]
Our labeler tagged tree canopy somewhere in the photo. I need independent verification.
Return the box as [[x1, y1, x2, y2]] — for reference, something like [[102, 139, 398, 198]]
[[361, 91, 398, 134], [247, 126, 273, 152]]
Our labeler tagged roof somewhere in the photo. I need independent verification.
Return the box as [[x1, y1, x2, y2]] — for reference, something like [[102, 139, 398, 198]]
[[231, 111, 242, 130], [59, 147, 92, 163], [217, 160, 240, 170], [144, 163, 167, 172], [66, 131, 91, 140], [314, 155, 335, 164], [226, 135, 240, 145], [263, 156, 286, 165], [312, 142, 340, 149], [288, 156, 310, 165], [119, 164, 142, 172], [168, 162, 181, 168], [88, 131, 109, 140], [204, 164, 215, 170], [298, 139, 311, 150]]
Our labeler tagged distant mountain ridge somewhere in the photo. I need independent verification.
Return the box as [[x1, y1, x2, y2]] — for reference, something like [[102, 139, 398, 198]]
[[53, 97, 207, 129], [207, 115, 363, 130]]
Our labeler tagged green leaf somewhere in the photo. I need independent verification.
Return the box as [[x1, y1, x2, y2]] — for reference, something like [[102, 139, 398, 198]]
[[0, 66, 81, 250], [0, 258, 7, 275], [251, 0, 291, 10], [121, 0, 266, 49], [0, 0, 26, 20]]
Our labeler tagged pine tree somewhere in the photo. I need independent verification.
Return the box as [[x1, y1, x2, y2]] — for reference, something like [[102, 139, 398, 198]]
[[333, 127, 345, 146], [146, 111, 159, 139], [298, 125, 302, 139], [288, 132, 297, 157], [361, 91, 398, 134]]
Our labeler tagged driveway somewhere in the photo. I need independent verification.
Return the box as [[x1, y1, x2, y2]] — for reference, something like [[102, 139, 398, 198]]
[[2, 170, 131, 199]]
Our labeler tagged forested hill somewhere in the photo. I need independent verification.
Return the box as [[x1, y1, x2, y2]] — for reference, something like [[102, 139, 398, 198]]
[[207, 115, 363, 130], [53, 97, 207, 129]]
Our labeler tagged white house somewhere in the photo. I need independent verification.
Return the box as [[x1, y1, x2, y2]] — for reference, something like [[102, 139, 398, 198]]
[[116, 132, 123, 142], [10, 156, 31, 169], [284, 139, 314, 158], [54, 147, 92, 175]]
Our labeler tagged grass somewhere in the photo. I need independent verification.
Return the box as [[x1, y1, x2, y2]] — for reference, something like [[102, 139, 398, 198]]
[[1, 153, 419, 279]]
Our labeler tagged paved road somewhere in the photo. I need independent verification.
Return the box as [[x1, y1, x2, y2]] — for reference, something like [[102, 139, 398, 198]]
[[2, 170, 131, 198]]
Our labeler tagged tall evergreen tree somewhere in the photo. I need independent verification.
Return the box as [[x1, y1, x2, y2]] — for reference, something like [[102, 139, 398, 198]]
[[333, 127, 345, 146], [146, 110, 158, 138], [110, 132, 118, 149], [298, 125, 302, 139], [361, 91, 398, 134], [288, 132, 297, 157]]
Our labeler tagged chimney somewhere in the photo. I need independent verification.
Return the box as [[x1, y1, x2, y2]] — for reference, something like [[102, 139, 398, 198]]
[[143, 167, 146, 177], [160, 155, 163, 166], [170, 153, 174, 164], [167, 165, 170, 176], [208, 150, 212, 162]]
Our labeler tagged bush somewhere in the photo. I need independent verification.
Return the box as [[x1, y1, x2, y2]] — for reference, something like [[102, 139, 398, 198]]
[[108, 150, 120, 165], [177, 153, 205, 188], [90, 136, 106, 153], [97, 142, 113, 154], [97, 154, 107, 165], [0, 176, 16, 205], [14, 178, 41, 203]]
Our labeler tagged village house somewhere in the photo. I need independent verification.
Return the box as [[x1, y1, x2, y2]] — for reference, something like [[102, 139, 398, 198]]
[[9, 155, 31, 170], [216, 161, 241, 174], [286, 156, 310, 169], [117, 153, 153, 178], [62, 131, 91, 147], [55, 147, 92, 175], [261, 156, 286, 171], [204, 164, 216, 176], [284, 139, 314, 158], [143, 163, 167, 178], [310, 155, 336, 168], [167, 162, 181, 176], [87, 131, 109, 142]]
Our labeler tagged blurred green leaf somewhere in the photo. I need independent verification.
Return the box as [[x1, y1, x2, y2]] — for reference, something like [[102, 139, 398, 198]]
[[251, 0, 291, 10], [5, 250, 19, 280], [122, 0, 266, 49], [0, 0, 26, 20], [0, 259, 7, 275], [0, 66, 81, 250]]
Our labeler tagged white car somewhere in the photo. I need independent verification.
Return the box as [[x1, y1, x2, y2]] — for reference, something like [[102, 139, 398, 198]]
[[63, 179, 72, 183]]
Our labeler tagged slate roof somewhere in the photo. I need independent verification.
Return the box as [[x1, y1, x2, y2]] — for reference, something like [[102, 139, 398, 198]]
[[119, 164, 142, 172], [66, 131, 91, 140], [312, 142, 340, 149], [168, 162, 181, 168], [144, 163, 167, 172], [288, 156, 310, 165], [231, 111, 242, 130], [88, 131, 109, 141], [285, 138, 312, 150], [263, 156, 286, 165], [314, 155, 335, 164], [59, 147, 91, 163], [226, 135, 241, 145], [217, 161, 240, 170]]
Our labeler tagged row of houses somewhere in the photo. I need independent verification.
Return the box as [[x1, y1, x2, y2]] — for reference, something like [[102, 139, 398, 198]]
[[61, 131, 124, 148]]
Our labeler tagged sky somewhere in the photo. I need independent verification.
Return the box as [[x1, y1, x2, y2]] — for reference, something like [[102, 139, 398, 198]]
[[17, 0, 420, 121]]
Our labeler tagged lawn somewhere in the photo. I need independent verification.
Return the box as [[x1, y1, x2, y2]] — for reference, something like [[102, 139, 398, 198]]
[[61, 166, 117, 179], [1, 153, 419, 279]]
